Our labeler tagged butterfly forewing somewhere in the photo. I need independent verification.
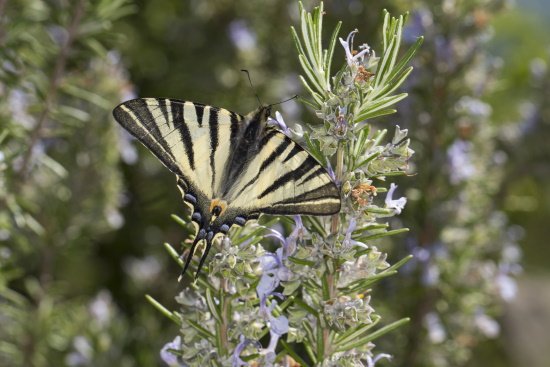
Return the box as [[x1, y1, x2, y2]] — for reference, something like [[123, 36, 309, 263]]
[[113, 97, 341, 279], [113, 98, 243, 197]]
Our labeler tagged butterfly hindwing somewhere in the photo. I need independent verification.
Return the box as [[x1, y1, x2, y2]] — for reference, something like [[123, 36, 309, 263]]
[[226, 129, 341, 215], [113, 97, 341, 280]]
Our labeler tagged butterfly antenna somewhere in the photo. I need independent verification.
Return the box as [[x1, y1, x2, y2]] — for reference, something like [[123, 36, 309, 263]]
[[241, 69, 262, 105], [194, 235, 214, 280], [179, 234, 202, 282], [270, 94, 299, 107]]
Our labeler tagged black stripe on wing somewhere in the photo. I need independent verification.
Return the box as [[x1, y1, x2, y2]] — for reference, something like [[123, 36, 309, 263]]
[[113, 98, 243, 177], [113, 99, 183, 176], [169, 100, 196, 171], [209, 108, 219, 192], [258, 155, 319, 199], [233, 136, 292, 198]]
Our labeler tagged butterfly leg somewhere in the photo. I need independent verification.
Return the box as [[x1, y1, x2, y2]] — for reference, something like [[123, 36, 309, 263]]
[[194, 231, 215, 280], [178, 228, 206, 282]]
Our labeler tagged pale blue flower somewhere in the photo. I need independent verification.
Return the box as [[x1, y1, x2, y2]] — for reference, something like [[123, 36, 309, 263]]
[[268, 111, 303, 139], [160, 336, 182, 366], [326, 161, 337, 183], [424, 312, 446, 343], [339, 30, 371, 67], [231, 335, 261, 367], [257, 216, 303, 334], [474, 307, 500, 338], [496, 263, 519, 301], [447, 138, 475, 185], [265, 215, 304, 257], [261, 300, 289, 362], [385, 183, 407, 214], [365, 353, 392, 367], [343, 218, 368, 248]]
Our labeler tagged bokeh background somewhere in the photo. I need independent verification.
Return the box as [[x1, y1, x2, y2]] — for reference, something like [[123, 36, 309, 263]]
[[1, 0, 549, 366]]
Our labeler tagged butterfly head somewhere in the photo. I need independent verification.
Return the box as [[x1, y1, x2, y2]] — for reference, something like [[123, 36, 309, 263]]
[[245, 104, 272, 124], [264, 105, 272, 119]]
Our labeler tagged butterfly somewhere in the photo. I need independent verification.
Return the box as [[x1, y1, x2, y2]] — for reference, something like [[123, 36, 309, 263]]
[[113, 98, 341, 280]]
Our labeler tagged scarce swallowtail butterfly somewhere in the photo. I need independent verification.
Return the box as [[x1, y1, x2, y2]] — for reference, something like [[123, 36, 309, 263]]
[[113, 98, 341, 280]]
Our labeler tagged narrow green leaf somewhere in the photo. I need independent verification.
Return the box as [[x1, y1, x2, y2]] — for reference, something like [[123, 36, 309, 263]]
[[363, 206, 393, 215], [373, 37, 396, 89], [301, 10, 317, 69], [314, 3, 323, 64], [325, 21, 342, 84], [298, 75, 323, 107], [280, 339, 309, 366], [303, 340, 317, 364], [353, 153, 381, 170], [164, 242, 183, 265], [242, 353, 260, 362], [354, 223, 389, 234], [355, 108, 397, 122], [303, 133, 325, 165], [358, 93, 407, 118], [298, 54, 324, 95], [388, 36, 423, 82], [171, 214, 188, 228], [288, 256, 317, 266], [307, 12, 321, 68], [382, 10, 389, 50], [62, 85, 111, 109], [290, 26, 306, 57], [342, 270, 398, 293], [232, 222, 270, 246], [145, 295, 180, 324], [334, 318, 380, 347], [317, 318, 324, 360], [297, 94, 320, 110], [291, 296, 319, 316], [58, 105, 91, 122], [302, 320, 316, 342], [0, 130, 8, 145], [371, 171, 408, 178], [332, 63, 347, 87], [402, 11, 410, 25], [40, 154, 68, 178], [84, 38, 108, 58], [305, 215, 327, 237], [379, 67, 413, 99], [205, 288, 222, 323], [357, 228, 409, 242], [261, 217, 281, 229], [372, 129, 388, 145], [342, 255, 413, 292], [386, 16, 404, 77], [187, 319, 215, 340], [384, 254, 413, 273], [339, 318, 410, 350]]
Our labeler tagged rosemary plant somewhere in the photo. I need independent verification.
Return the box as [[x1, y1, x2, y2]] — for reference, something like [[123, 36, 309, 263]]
[[150, 3, 422, 366]]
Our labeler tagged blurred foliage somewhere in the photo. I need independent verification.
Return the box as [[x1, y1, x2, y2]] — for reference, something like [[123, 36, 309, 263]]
[[373, 0, 523, 366], [487, 9, 550, 273], [1, 0, 549, 366], [0, 0, 170, 366]]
